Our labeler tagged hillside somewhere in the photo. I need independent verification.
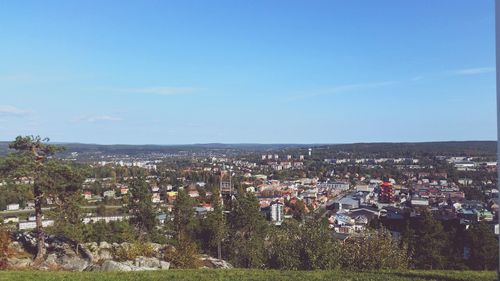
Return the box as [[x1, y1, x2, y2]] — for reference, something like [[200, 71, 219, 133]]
[[0, 269, 495, 281], [0, 140, 495, 158]]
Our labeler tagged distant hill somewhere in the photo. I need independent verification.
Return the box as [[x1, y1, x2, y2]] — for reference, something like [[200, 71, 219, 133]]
[[0, 140, 495, 158], [309, 141, 497, 158]]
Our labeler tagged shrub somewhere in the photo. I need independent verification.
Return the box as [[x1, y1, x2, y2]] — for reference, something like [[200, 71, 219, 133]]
[[164, 237, 201, 268], [113, 243, 155, 261], [340, 229, 410, 270]]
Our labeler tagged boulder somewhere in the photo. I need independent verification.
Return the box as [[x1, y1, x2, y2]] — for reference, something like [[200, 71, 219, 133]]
[[7, 257, 32, 269], [60, 255, 89, 272], [100, 260, 135, 272], [133, 256, 166, 268], [199, 255, 233, 269], [88, 260, 159, 272]]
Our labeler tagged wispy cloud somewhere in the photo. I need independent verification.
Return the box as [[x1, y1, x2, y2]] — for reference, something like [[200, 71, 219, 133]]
[[115, 86, 198, 96], [449, 67, 495, 76], [287, 81, 397, 101], [75, 115, 123, 123], [410, 76, 424, 81], [0, 105, 31, 117]]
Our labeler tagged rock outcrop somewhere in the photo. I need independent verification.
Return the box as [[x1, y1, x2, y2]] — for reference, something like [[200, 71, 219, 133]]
[[7, 232, 231, 271]]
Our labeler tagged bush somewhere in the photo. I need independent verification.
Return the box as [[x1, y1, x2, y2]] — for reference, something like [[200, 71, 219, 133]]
[[164, 237, 201, 268], [113, 243, 155, 261], [340, 229, 410, 270]]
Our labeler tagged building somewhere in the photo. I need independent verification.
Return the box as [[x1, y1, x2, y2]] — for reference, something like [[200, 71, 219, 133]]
[[270, 202, 284, 224], [18, 220, 54, 230], [6, 203, 20, 211], [379, 182, 394, 203], [103, 190, 115, 198]]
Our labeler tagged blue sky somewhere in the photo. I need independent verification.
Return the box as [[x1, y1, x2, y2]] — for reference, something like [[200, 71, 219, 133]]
[[0, 0, 495, 144]]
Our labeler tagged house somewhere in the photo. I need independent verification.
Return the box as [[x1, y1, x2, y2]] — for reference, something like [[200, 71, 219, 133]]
[[411, 197, 429, 207], [6, 203, 20, 211], [103, 190, 115, 198], [83, 191, 92, 200], [3, 216, 19, 223], [18, 220, 54, 230], [152, 193, 161, 203]]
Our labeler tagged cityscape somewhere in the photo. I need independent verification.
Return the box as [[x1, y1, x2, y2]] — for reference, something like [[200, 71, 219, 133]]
[[0, 1, 498, 281]]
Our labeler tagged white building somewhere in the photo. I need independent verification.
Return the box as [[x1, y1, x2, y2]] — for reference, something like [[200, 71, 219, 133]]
[[18, 220, 54, 230], [6, 203, 20, 211], [270, 202, 284, 224]]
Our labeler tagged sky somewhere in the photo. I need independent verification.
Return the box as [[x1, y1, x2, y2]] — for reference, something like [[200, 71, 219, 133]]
[[0, 0, 496, 144]]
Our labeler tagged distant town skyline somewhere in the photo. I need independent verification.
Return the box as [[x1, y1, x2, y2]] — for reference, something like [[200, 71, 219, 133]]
[[0, 1, 496, 145]]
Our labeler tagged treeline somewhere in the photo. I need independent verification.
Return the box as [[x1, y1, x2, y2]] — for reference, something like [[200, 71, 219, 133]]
[[378, 210, 499, 270]]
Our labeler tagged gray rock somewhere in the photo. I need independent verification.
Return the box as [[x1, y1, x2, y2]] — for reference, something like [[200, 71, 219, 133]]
[[7, 257, 32, 269], [160, 261, 170, 270], [61, 255, 89, 272], [99, 241, 112, 249], [44, 253, 59, 267], [100, 260, 134, 272], [199, 255, 233, 269]]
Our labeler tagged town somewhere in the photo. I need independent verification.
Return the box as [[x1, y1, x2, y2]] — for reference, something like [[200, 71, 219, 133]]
[[0, 139, 497, 271]]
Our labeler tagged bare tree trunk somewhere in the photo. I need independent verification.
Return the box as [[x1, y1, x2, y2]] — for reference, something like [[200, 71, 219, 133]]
[[33, 186, 46, 265]]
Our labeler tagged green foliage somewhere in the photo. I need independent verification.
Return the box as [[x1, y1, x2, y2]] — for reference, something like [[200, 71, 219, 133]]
[[340, 229, 410, 270], [47, 193, 86, 252], [408, 211, 447, 269], [466, 222, 498, 270], [198, 189, 226, 258], [128, 178, 157, 240], [164, 237, 201, 269], [226, 192, 268, 268], [172, 189, 196, 241], [266, 220, 302, 270], [82, 220, 136, 244], [113, 243, 155, 262], [297, 219, 340, 270]]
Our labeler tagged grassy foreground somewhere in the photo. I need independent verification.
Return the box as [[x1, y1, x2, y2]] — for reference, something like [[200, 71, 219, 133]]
[[0, 269, 496, 281]]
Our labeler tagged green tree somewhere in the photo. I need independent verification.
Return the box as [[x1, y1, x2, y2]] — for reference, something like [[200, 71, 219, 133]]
[[266, 220, 302, 270], [49, 193, 86, 254], [341, 229, 409, 270], [467, 222, 498, 270], [203, 189, 226, 259], [227, 192, 268, 268], [0, 136, 65, 264], [298, 219, 340, 270], [412, 210, 447, 269], [128, 178, 157, 240], [172, 189, 196, 241]]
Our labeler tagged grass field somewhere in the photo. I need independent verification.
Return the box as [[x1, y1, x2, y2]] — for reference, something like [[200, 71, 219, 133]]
[[0, 269, 496, 281]]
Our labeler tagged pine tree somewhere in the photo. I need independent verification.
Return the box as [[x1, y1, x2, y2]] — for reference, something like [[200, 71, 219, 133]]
[[129, 177, 157, 240], [412, 210, 447, 269], [172, 189, 196, 241], [467, 222, 498, 270], [227, 192, 268, 268], [0, 136, 69, 264], [204, 189, 226, 259]]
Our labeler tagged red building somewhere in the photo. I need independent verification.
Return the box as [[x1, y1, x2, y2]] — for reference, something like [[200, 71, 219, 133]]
[[379, 182, 394, 203]]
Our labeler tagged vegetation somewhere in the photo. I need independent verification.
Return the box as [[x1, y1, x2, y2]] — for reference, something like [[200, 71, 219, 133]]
[[113, 243, 155, 262], [0, 269, 496, 281], [0, 136, 79, 264], [0, 226, 13, 269]]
